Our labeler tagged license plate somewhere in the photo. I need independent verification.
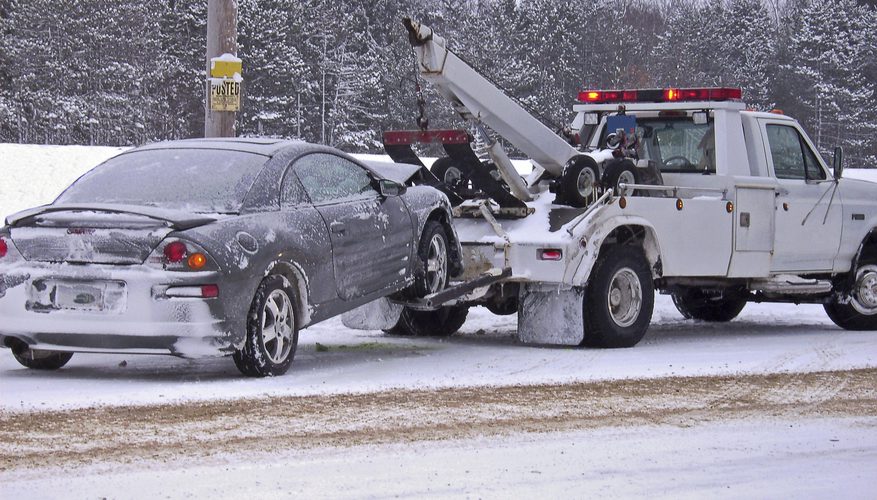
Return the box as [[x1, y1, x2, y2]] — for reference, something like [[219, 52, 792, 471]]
[[29, 280, 127, 313]]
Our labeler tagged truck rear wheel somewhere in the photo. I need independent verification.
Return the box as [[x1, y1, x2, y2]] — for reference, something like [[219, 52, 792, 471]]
[[384, 306, 469, 337], [824, 265, 877, 330], [582, 246, 654, 348], [671, 287, 747, 322]]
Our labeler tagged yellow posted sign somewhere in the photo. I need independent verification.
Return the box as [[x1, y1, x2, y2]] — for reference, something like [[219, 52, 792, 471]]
[[209, 79, 241, 112]]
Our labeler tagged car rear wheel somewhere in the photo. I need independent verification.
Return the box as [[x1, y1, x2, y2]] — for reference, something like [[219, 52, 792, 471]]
[[233, 276, 299, 377], [824, 265, 877, 330], [384, 305, 469, 337], [582, 246, 654, 348], [10, 340, 73, 370], [671, 287, 748, 322]]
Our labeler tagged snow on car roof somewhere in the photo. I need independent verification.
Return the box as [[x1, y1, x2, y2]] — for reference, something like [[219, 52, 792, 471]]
[[131, 137, 307, 156]]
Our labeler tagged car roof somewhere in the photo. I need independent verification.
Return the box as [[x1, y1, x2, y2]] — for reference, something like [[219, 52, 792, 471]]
[[128, 138, 308, 157]]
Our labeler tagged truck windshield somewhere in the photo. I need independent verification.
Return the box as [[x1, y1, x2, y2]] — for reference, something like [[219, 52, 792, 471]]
[[55, 149, 268, 213], [636, 117, 715, 173]]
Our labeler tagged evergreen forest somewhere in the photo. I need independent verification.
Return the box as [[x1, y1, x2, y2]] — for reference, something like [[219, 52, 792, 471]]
[[0, 0, 875, 165]]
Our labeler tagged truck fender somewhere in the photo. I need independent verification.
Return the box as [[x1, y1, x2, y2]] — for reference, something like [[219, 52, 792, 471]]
[[569, 215, 662, 287]]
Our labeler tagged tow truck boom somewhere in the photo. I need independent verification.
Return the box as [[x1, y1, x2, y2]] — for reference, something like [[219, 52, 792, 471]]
[[404, 18, 579, 178]]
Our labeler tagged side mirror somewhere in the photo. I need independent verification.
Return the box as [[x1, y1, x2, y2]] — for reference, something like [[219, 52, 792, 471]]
[[378, 179, 406, 197], [833, 146, 844, 180]]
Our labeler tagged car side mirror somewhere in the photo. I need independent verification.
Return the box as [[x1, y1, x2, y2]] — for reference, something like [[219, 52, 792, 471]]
[[833, 146, 844, 180], [378, 179, 406, 197]]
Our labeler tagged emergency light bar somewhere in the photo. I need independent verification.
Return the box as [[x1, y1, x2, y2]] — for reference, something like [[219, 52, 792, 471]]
[[577, 87, 742, 104]]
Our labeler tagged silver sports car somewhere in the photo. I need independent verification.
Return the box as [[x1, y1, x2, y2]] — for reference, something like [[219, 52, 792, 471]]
[[0, 138, 461, 376]]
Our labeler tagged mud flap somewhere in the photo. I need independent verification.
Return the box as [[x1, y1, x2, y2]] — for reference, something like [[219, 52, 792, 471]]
[[517, 285, 584, 345], [341, 298, 404, 331]]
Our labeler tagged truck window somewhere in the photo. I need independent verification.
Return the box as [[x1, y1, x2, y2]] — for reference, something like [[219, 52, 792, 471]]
[[635, 117, 716, 173], [765, 124, 826, 181]]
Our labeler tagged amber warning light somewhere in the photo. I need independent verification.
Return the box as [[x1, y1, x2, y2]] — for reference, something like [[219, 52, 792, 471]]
[[578, 87, 742, 104]]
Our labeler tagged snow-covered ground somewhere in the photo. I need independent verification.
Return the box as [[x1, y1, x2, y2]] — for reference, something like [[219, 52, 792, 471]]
[[2, 143, 876, 498]]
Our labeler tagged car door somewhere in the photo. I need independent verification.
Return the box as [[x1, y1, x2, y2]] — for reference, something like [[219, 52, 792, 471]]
[[292, 153, 413, 301], [760, 120, 842, 272]]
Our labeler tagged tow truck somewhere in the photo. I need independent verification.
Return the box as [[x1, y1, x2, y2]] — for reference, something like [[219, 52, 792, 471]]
[[343, 19, 877, 346]]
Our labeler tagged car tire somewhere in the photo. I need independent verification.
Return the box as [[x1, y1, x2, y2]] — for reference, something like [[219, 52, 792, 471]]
[[601, 159, 639, 195], [10, 340, 73, 370], [671, 287, 747, 322], [233, 276, 299, 377], [414, 220, 451, 298], [384, 305, 469, 337], [485, 297, 518, 316], [824, 264, 877, 330], [582, 246, 654, 348]]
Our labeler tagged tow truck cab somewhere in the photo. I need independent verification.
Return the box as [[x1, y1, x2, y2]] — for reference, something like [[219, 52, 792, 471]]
[[571, 88, 877, 281]]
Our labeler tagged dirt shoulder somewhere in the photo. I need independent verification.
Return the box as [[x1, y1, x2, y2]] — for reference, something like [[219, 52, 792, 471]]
[[3, 368, 876, 471]]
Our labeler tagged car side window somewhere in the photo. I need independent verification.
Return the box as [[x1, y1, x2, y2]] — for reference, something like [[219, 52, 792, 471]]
[[292, 153, 377, 204], [280, 165, 309, 207], [766, 124, 826, 181]]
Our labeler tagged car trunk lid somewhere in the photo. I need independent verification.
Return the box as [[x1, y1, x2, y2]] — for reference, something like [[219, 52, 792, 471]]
[[7, 206, 216, 265]]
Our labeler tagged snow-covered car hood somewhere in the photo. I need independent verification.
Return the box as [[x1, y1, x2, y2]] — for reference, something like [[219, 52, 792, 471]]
[[362, 161, 422, 184]]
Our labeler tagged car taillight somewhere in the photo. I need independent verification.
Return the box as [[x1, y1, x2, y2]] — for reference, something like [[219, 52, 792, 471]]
[[150, 239, 214, 271], [0, 238, 7, 258], [187, 253, 207, 270], [164, 241, 187, 263]]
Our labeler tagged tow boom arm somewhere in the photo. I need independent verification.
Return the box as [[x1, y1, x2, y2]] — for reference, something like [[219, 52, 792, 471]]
[[404, 18, 579, 178]]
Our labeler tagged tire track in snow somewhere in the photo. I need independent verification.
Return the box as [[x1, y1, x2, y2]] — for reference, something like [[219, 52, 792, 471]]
[[1, 368, 875, 472]]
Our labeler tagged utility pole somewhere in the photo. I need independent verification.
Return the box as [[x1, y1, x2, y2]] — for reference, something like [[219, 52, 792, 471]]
[[205, 0, 238, 138]]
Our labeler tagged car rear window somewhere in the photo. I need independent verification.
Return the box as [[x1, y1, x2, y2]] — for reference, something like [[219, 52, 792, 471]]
[[56, 149, 268, 213]]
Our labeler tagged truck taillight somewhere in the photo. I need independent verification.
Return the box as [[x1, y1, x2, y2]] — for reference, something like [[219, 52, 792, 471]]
[[578, 87, 742, 104], [538, 249, 563, 261], [0, 238, 7, 258]]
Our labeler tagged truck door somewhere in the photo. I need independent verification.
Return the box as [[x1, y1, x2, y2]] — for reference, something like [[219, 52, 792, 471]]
[[759, 120, 842, 272], [292, 153, 412, 301]]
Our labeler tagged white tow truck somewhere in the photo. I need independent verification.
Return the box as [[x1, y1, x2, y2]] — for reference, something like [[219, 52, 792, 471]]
[[344, 19, 877, 346]]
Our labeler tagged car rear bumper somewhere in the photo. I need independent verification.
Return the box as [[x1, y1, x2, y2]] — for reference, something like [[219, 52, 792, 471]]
[[0, 262, 248, 358]]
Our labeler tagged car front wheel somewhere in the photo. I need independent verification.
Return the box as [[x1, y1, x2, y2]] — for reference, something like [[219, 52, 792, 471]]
[[385, 305, 469, 337], [233, 276, 299, 377]]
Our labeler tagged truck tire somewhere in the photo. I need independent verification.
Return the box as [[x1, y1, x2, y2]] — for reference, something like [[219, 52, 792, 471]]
[[671, 287, 748, 322], [561, 157, 600, 208], [824, 264, 877, 330], [414, 221, 450, 297], [233, 275, 299, 377], [582, 246, 654, 348], [601, 159, 639, 195], [384, 305, 469, 337], [10, 339, 73, 370]]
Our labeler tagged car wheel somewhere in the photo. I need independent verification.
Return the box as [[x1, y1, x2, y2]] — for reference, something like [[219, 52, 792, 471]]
[[10, 340, 73, 370], [233, 276, 299, 377], [824, 264, 877, 330], [414, 220, 450, 297], [582, 246, 654, 348], [485, 296, 518, 316], [671, 287, 747, 322], [384, 305, 469, 337], [601, 159, 639, 195]]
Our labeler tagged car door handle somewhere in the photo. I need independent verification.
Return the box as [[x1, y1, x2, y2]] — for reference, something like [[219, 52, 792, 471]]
[[776, 188, 790, 197], [329, 221, 346, 234]]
